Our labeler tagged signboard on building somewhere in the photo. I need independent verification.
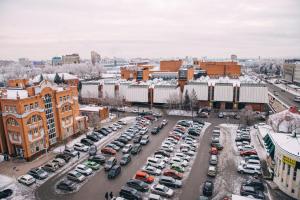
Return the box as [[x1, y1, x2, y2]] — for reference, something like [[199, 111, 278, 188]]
[[283, 155, 296, 168]]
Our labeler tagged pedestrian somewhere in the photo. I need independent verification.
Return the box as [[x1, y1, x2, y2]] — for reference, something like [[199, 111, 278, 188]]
[[105, 192, 109, 200], [77, 151, 80, 159], [109, 191, 113, 199]]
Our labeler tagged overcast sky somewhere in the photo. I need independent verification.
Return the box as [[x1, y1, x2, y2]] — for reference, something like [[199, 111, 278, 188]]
[[0, 0, 299, 60]]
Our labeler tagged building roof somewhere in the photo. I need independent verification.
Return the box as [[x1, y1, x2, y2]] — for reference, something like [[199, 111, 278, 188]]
[[269, 132, 300, 157], [79, 105, 106, 112], [5, 89, 28, 99], [32, 73, 78, 83]]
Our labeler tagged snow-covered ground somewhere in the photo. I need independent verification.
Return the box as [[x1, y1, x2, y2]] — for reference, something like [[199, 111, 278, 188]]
[[167, 109, 195, 117]]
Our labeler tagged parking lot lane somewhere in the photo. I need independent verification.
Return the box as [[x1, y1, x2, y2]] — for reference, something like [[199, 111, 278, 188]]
[[35, 116, 180, 200]]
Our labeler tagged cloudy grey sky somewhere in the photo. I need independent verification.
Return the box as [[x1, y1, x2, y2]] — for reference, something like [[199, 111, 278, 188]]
[[0, 0, 299, 60]]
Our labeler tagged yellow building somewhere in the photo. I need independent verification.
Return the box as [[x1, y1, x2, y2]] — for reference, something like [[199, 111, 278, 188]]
[[0, 80, 87, 161]]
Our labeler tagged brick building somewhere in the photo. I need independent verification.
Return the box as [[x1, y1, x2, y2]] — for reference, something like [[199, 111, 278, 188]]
[[160, 60, 183, 72], [0, 80, 87, 161], [195, 61, 241, 77]]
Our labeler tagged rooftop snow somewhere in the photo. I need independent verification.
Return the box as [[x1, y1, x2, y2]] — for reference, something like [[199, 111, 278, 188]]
[[269, 132, 300, 157], [32, 73, 78, 83], [79, 105, 105, 112], [6, 89, 28, 99]]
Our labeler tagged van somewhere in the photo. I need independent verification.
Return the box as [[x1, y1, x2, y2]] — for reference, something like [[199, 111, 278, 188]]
[[104, 157, 117, 171]]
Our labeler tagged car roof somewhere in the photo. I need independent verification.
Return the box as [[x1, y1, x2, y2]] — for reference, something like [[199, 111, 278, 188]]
[[22, 174, 33, 179]]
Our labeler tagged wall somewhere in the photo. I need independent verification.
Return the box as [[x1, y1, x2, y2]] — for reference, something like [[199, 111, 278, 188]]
[[102, 83, 115, 98], [214, 83, 234, 102], [81, 83, 99, 99], [160, 60, 183, 72], [239, 84, 269, 103], [125, 86, 149, 103], [197, 61, 241, 77], [183, 83, 209, 101], [153, 86, 180, 104]]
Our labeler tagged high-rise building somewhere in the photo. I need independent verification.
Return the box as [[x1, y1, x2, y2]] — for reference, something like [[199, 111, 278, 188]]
[[91, 51, 101, 66], [62, 53, 80, 64], [0, 79, 87, 161], [52, 57, 63, 66], [283, 59, 300, 85]]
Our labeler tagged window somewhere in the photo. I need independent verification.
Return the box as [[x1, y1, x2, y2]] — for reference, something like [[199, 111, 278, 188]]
[[30, 104, 33, 109], [34, 102, 38, 108], [293, 169, 297, 181], [59, 97, 62, 102], [283, 163, 285, 171], [7, 118, 19, 126], [287, 165, 290, 175]]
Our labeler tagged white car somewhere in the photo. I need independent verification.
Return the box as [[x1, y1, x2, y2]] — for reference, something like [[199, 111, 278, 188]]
[[63, 148, 79, 157], [18, 174, 36, 186], [147, 157, 165, 169], [142, 165, 162, 176], [151, 184, 174, 198], [122, 144, 133, 154], [161, 144, 174, 152], [170, 157, 189, 167], [75, 164, 93, 176], [174, 153, 191, 162], [67, 170, 86, 182], [74, 143, 89, 152], [52, 158, 66, 167], [238, 164, 262, 175], [240, 159, 261, 166], [238, 145, 254, 152], [154, 154, 169, 163], [162, 141, 176, 147]]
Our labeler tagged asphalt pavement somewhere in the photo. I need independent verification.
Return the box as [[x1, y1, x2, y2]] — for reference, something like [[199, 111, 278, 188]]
[[267, 82, 300, 107]]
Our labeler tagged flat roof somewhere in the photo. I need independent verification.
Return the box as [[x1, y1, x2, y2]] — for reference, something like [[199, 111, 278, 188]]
[[269, 132, 300, 157], [79, 105, 105, 112]]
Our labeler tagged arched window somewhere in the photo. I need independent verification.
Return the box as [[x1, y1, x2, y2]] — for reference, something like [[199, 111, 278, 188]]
[[7, 118, 19, 126], [26, 115, 42, 125]]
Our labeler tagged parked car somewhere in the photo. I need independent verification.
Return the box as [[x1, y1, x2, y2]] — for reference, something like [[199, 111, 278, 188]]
[[147, 157, 165, 169], [140, 135, 150, 145], [218, 112, 224, 118], [133, 135, 142, 143], [101, 147, 117, 155], [159, 176, 182, 188], [42, 162, 59, 172], [170, 164, 185, 173], [134, 171, 155, 183], [89, 145, 97, 156], [108, 165, 121, 179], [88, 154, 106, 164], [120, 154, 131, 166], [240, 185, 265, 199], [126, 179, 149, 192], [119, 186, 142, 200], [84, 160, 100, 170], [142, 165, 162, 176], [163, 169, 183, 180], [104, 157, 117, 171], [154, 150, 170, 158], [74, 143, 89, 152], [27, 168, 48, 180], [52, 158, 66, 167], [199, 112, 209, 118], [211, 143, 223, 150], [81, 138, 94, 146], [151, 127, 160, 134], [63, 148, 79, 157], [242, 178, 264, 191], [238, 164, 262, 175], [55, 153, 72, 163], [17, 174, 36, 186], [209, 155, 218, 165], [151, 184, 174, 198], [202, 180, 213, 197], [67, 170, 86, 182], [131, 144, 142, 155], [106, 143, 121, 151], [207, 166, 217, 177], [56, 180, 76, 191], [122, 144, 133, 154], [240, 149, 257, 156], [210, 147, 218, 155], [75, 164, 93, 176], [0, 189, 13, 199]]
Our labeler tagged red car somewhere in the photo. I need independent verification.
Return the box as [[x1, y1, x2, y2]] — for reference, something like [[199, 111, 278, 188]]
[[210, 147, 218, 155], [101, 147, 116, 155], [168, 134, 180, 141], [163, 169, 183, 180], [240, 149, 257, 156]]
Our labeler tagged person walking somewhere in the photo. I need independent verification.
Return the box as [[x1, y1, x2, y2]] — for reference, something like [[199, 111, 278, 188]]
[[109, 191, 113, 199], [105, 192, 109, 200], [77, 151, 80, 159]]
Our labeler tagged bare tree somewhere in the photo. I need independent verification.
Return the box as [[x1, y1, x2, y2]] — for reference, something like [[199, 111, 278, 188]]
[[240, 105, 255, 125]]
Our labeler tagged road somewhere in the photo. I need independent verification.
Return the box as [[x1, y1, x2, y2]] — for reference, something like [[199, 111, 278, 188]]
[[266, 82, 300, 107]]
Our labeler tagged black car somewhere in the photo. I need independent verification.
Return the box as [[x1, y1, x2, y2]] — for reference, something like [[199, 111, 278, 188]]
[[118, 137, 129, 144], [55, 153, 72, 162], [242, 178, 264, 191], [89, 145, 97, 156], [120, 154, 132, 165], [108, 165, 121, 179], [102, 127, 112, 133], [188, 128, 200, 136], [119, 186, 142, 200], [126, 179, 149, 192], [112, 140, 125, 148], [131, 144, 142, 155], [88, 154, 106, 164], [203, 180, 213, 197], [28, 168, 48, 180], [154, 150, 171, 158], [151, 127, 159, 134], [240, 185, 264, 199], [133, 135, 142, 143], [0, 189, 13, 199], [86, 134, 99, 142], [80, 138, 94, 146], [98, 129, 109, 136], [57, 180, 76, 191]]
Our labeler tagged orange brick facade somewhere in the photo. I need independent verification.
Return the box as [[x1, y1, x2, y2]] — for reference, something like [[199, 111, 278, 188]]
[[196, 61, 241, 77], [121, 67, 149, 81], [0, 80, 87, 161], [160, 60, 183, 72]]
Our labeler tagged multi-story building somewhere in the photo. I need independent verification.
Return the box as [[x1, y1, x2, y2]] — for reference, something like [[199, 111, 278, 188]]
[[160, 60, 183, 72], [62, 53, 80, 64], [0, 79, 87, 161], [283, 59, 300, 85], [194, 61, 241, 77], [120, 65, 150, 81], [52, 57, 63, 66]]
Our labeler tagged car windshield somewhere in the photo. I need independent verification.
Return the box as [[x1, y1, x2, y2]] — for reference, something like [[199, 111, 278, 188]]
[[36, 169, 44, 175]]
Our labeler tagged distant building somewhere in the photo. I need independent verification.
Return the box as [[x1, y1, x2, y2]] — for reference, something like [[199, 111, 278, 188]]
[[32, 73, 79, 86], [52, 57, 63, 66], [120, 65, 150, 81], [32, 61, 45, 68], [91, 51, 101, 66], [62, 53, 80, 64], [283, 59, 300, 85], [18, 58, 31, 67], [79, 105, 109, 127], [160, 60, 183, 72], [194, 61, 241, 77], [0, 80, 87, 161]]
